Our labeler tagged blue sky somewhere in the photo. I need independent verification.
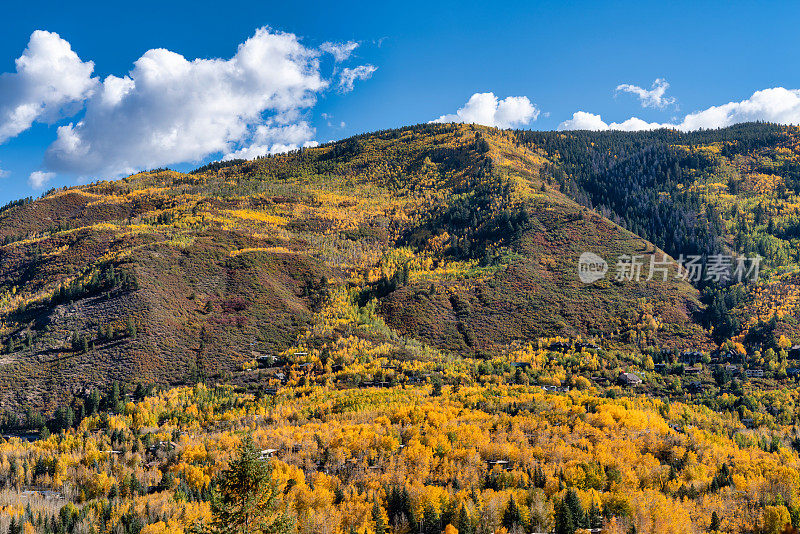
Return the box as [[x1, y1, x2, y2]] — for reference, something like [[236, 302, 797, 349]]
[[1, 0, 800, 204]]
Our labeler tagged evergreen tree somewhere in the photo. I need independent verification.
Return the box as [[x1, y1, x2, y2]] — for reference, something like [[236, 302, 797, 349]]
[[203, 435, 292, 534], [564, 488, 585, 528], [554, 499, 575, 534], [709, 511, 721, 532], [372, 500, 386, 534], [402, 486, 417, 532], [588, 498, 603, 529], [502, 495, 523, 531], [457, 504, 474, 534], [107, 382, 121, 413], [533, 464, 547, 488], [555, 489, 586, 534], [423, 502, 440, 534]]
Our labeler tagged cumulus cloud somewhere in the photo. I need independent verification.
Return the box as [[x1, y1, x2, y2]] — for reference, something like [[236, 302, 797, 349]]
[[558, 111, 610, 131], [615, 78, 676, 109], [223, 121, 318, 160], [29, 170, 54, 188], [0, 28, 377, 182], [320, 41, 359, 62], [560, 87, 800, 132], [558, 112, 665, 131], [43, 27, 331, 177], [678, 87, 800, 130], [432, 92, 539, 129], [0, 30, 96, 143], [338, 65, 377, 93]]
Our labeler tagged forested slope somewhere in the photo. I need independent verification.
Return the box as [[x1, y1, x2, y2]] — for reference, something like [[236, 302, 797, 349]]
[[0, 123, 708, 410]]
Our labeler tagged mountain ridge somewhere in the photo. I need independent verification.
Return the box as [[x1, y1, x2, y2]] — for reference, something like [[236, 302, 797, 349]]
[[5, 122, 800, 411]]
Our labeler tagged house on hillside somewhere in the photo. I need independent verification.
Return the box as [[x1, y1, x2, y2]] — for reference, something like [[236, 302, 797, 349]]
[[790, 345, 800, 360], [619, 372, 642, 386], [259, 449, 277, 460], [684, 365, 702, 375], [487, 459, 512, 471]]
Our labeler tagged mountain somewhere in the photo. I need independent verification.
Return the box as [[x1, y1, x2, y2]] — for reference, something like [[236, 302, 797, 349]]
[[4, 122, 800, 411]]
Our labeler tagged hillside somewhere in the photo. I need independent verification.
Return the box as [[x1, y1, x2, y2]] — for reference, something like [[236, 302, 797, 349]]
[[5, 123, 800, 533], [0, 123, 712, 410]]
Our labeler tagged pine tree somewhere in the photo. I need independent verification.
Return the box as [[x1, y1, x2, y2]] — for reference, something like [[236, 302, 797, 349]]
[[533, 464, 547, 488], [709, 511, 720, 532], [554, 499, 575, 534], [107, 382, 121, 413], [588, 498, 603, 529], [565, 488, 585, 528], [402, 486, 417, 532], [457, 504, 474, 534], [423, 502, 440, 534], [502, 496, 523, 531], [204, 435, 292, 534], [373, 500, 386, 534]]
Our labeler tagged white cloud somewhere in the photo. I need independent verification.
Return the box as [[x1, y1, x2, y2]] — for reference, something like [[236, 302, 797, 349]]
[[615, 78, 676, 109], [678, 87, 800, 130], [0, 30, 96, 143], [558, 112, 664, 131], [29, 170, 54, 188], [0, 167, 8, 178], [320, 41, 359, 62], [432, 92, 539, 129], [557, 111, 610, 131], [560, 87, 800, 132], [338, 65, 377, 93], [43, 27, 331, 177], [223, 121, 317, 160]]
